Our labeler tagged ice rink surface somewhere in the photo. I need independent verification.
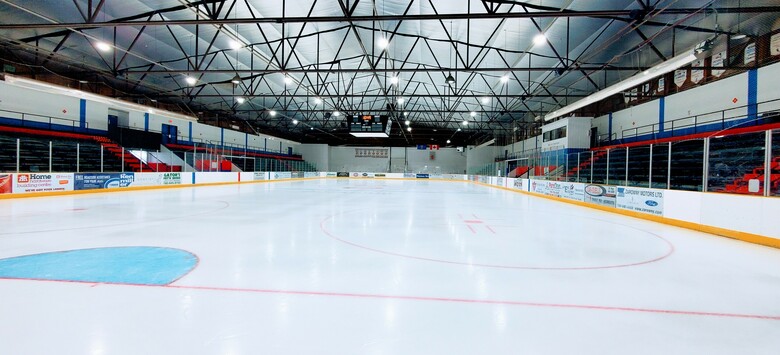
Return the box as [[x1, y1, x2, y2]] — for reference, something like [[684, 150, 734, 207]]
[[0, 178, 779, 354]]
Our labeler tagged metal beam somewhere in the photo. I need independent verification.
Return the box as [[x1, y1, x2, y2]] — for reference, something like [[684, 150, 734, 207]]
[[0, 7, 775, 29]]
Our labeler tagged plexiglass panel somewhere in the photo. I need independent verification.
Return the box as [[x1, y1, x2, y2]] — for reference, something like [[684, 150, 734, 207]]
[[650, 144, 669, 189], [772, 130, 780, 197], [627, 146, 651, 187], [670, 139, 704, 191], [708, 132, 765, 194], [591, 150, 607, 184], [607, 148, 627, 185]]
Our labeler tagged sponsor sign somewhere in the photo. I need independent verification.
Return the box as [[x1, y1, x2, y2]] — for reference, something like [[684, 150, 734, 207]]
[[583, 184, 617, 207], [375, 173, 386, 177], [559, 182, 585, 202], [0, 174, 12, 194], [162, 172, 182, 185], [616, 186, 664, 215], [336, 172, 349, 177], [273, 172, 293, 179], [744, 43, 756, 64], [674, 69, 687, 87], [291, 172, 304, 178], [711, 50, 726, 77], [530, 180, 548, 195], [496, 177, 505, 187], [657, 77, 665, 92], [14, 173, 74, 193], [416, 174, 430, 179], [74, 173, 134, 190], [544, 181, 562, 197], [404, 173, 416, 178], [512, 178, 525, 191], [326, 172, 338, 177], [128, 173, 162, 187], [690, 59, 704, 84], [253, 172, 267, 180], [304, 172, 318, 178]]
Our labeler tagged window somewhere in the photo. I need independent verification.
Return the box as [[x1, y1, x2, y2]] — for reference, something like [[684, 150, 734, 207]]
[[543, 126, 567, 142]]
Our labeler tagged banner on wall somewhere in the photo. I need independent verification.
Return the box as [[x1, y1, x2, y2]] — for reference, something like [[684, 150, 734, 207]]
[[127, 173, 163, 187], [416, 174, 430, 179], [711, 50, 726, 77], [0, 174, 12, 194], [544, 181, 562, 197], [560, 182, 585, 202], [657, 77, 665, 92], [744, 43, 756, 64], [253, 172, 267, 180], [74, 173, 133, 190], [304, 172, 318, 178], [13, 173, 74, 193], [583, 184, 617, 207], [674, 69, 687, 87], [690, 59, 704, 84], [772, 33, 780, 56], [616, 186, 664, 215], [336, 172, 349, 177]]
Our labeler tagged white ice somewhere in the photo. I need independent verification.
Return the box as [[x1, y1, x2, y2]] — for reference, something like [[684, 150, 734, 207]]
[[0, 179, 779, 354]]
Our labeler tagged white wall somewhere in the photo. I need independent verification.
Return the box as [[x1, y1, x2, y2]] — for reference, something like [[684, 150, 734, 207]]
[[611, 100, 659, 139], [757, 63, 780, 114], [665, 72, 748, 128], [466, 145, 497, 171], [0, 76, 301, 154], [406, 148, 466, 174], [298, 144, 329, 171], [328, 147, 390, 172]]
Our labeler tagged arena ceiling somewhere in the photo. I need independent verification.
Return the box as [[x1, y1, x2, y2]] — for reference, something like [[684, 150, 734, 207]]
[[0, 0, 778, 146]]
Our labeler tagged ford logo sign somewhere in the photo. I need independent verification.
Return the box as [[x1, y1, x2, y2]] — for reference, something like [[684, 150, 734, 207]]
[[645, 200, 658, 207]]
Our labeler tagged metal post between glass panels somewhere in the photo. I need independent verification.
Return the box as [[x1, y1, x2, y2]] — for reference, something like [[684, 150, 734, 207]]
[[49, 141, 52, 172], [649, 144, 653, 187], [765, 130, 772, 197], [589, 151, 593, 183], [667, 142, 672, 188], [76, 143, 80, 173], [702, 137, 710, 192], [625, 148, 629, 186], [16, 138, 20, 173], [605, 149, 610, 183], [100, 145, 104, 172]]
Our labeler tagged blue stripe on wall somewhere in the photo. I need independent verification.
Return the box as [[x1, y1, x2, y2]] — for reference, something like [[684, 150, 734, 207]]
[[143, 112, 149, 132], [245, 133, 248, 150], [747, 69, 758, 121], [220, 128, 224, 147], [79, 99, 86, 129], [659, 97, 665, 133], [608, 113, 613, 141], [188, 122, 193, 143]]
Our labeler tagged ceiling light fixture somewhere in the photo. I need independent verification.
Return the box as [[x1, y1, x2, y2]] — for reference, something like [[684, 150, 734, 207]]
[[390, 76, 399, 85], [95, 41, 111, 52], [292, 119, 298, 125], [397, 97, 404, 104], [403, 111, 409, 116], [235, 97, 246, 104], [445, 74, 456, 85], [377, 37, 390, 49], [481, 97, 490, 104], [462, 120, 469, 126], [500, 75, 509, 84], [457, 128, 462, 131], [231, 74, 241, 85], [228, 39, 242, 50], [314, 97, 322, 105], [333, 111, 340, 117], [269, 110, 277, 117], [533, 33, 547, 46], [283, 76, 293, 85], [185, 76, 197, 85], [470, 111, 477, 117], [447, 139, 451, 144], [407, 127, 412, 132], [404, 120, 410, 126], [544, 45, 701, 122]]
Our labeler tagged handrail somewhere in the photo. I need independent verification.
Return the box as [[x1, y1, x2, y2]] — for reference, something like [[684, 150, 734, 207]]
[[620, 97, 780, 142], [0, 108, 88, 130]]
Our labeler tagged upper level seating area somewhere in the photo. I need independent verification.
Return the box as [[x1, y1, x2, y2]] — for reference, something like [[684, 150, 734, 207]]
[[165, 142, 316, 172], [0, 131, 124, 173]]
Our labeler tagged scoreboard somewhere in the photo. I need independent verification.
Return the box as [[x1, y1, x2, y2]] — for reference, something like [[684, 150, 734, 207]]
[[349, 115, 392, 137]]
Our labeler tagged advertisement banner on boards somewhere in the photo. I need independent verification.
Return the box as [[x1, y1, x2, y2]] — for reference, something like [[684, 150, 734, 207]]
[[0, 174, 12, 194], [304, 172, 318, 178], [512, 178, 525, 191], [416, 174, 430, 179], [544, 181, 562, 197], [127, 173, 162, 187], [74, 173, 133, 190], [404, 173, 416, 178], [336, 172, 349, 177], [530, 180, 548, 195], [253, 172, 267, 180], [560, 182, 585, 202], [272, 172, 293, 180], [583, 184, 617, 207], [13, 173, 74, 193], [496, 177, 505, 187], [616, 186, 664, 215], [162, 172, 182, 185]]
